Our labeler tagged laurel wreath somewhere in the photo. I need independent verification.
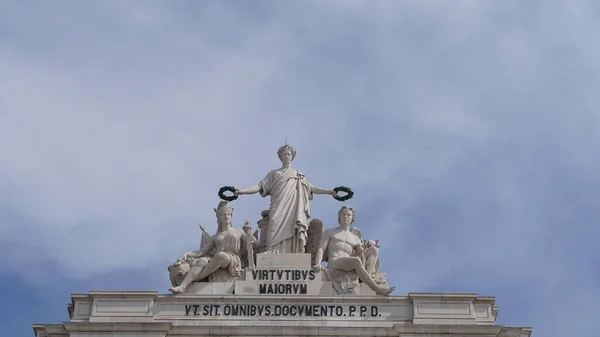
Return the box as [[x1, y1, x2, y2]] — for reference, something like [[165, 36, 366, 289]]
[[333, 186, 354, 202], [218, 186, 238, 201]]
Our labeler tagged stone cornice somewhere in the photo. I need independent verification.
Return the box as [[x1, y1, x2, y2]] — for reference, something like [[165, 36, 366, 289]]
[[33, 291, 532, 337]]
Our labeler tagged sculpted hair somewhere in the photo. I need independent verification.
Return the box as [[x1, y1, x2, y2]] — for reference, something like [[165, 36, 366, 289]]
[[277, 144, 296, 161], [337, 206, 356, 224]]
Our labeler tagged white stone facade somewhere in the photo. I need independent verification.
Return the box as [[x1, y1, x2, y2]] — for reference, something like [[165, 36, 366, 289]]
[[31, 147, 533, 336], [33, 290, 531, 337]]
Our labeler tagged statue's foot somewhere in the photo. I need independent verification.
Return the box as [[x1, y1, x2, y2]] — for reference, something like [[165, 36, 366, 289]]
[[169, 286, 185, 294], [376, 286, 395, 296]]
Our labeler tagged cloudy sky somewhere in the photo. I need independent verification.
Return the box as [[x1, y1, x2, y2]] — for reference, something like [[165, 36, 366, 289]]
[[1, 1, 598, 336]]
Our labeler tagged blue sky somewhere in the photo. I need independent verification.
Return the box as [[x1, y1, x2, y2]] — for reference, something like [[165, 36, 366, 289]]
[[1, 1, 598, 336]]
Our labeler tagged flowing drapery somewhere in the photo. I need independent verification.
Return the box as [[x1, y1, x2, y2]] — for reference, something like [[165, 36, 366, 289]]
[[259, 168, 313, 253]]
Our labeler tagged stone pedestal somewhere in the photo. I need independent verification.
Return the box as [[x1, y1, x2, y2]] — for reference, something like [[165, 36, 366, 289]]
[[183, 253, 387, 296]]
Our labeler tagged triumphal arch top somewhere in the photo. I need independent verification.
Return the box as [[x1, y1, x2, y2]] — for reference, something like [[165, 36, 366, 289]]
[[33, 144, 532, 337]]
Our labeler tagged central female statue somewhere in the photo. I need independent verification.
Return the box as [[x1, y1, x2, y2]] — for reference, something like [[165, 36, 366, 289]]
[[235, 145, 339, 253]]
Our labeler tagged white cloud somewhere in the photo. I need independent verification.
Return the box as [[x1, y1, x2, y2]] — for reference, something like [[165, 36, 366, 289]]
[[1, 1, 600, 336]]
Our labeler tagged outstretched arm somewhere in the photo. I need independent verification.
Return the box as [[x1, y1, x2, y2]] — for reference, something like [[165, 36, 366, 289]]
[[185, 240, 214, 259], [311, 185, 336, 196], [235, 184, 261, 195]]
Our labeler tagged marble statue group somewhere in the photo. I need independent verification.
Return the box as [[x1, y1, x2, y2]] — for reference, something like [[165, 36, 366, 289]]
[[168, 144, 395, 296]]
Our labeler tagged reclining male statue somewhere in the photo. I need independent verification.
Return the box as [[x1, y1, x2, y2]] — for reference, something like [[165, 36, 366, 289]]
[[312, 206, 395, 296]]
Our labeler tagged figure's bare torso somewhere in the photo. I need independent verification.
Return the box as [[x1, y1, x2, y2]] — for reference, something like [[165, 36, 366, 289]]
[[325, 228, 362, 262]]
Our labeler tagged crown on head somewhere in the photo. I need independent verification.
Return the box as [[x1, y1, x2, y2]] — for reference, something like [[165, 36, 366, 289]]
[[214, 200, 233, 216], [277, 144, 296, 161]]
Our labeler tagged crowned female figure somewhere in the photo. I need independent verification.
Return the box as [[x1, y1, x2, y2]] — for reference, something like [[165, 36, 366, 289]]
[[168, 201, 254, 294], [234, 145, 339, 254]]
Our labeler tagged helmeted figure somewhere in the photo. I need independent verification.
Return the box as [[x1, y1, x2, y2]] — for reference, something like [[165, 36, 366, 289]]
[[168, 201, 256, 294]]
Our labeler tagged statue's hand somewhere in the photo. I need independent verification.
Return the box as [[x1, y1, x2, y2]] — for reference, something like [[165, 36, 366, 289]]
[[234, 189, 242, 196], [185, 251, 201, 260], [364, 240, 376, 248], [312, 264, 323, 272], [330, 190, 338, 197], [353, 245, 364, 256]]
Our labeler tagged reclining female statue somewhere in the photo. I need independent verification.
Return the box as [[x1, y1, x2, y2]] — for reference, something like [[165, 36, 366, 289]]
[[168, 201, 256, 294]]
